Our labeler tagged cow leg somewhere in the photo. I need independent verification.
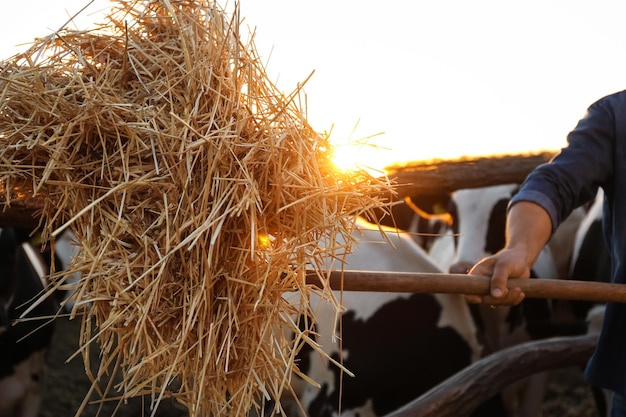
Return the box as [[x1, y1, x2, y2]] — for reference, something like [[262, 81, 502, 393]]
[[517, 372, 549, 417], [474, 302, 552, 417]]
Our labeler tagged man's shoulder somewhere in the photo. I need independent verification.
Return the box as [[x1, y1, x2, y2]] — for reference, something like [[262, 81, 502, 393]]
[[593, 89, 626, 107], [584, 90, 626, 121]]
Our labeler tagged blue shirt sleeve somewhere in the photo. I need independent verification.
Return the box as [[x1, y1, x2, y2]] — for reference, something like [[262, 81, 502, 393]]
[[510, 94, 616, 232]]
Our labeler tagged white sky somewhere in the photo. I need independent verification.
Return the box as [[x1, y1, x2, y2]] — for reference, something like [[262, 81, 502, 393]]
[[3, 1, 626, 171]]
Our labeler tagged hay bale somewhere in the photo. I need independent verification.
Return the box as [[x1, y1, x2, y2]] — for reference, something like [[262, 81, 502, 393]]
[[0, 1, 394, 416]]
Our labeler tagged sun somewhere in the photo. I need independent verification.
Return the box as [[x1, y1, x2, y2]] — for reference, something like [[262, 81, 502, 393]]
[[329, 135, 393, 176]]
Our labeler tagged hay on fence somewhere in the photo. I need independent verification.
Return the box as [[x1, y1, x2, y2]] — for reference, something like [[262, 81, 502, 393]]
[[0, 1, 394, 416]]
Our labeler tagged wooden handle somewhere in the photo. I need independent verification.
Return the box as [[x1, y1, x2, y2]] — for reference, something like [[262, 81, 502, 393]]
[[305, 270, 626, 303]]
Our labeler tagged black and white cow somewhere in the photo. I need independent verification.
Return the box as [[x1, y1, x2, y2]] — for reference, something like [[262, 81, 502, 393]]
[[567, 189, 610, 320], [0, 228, 56, 417], [286, 217, 505, 417], [421, 183, 606, 417], [288, 183, 579, 417], [426, 184, 562, 417], [563, 190, 611, 417]]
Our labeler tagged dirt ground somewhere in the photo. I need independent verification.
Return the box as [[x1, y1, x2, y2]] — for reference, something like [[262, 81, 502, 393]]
[[39, 316, 602, 417]]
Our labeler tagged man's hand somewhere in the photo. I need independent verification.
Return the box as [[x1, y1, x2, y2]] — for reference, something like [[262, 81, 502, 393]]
[[464, 200, 552, 306], [464, 247, 532, 306]]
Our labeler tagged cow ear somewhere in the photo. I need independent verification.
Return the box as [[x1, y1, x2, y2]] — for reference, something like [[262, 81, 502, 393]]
[[484, 199, 508, 255]]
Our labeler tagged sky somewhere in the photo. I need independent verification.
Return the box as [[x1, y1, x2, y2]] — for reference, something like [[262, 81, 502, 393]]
[[3, 1, 626, 172]]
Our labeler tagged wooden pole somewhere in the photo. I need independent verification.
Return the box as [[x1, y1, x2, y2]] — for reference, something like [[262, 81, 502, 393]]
[[384, 333, 598, 417], [305, 270, 626, 303]]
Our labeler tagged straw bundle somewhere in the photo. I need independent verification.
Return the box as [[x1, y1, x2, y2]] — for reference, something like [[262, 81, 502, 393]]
[[0, 1, 393, 416]]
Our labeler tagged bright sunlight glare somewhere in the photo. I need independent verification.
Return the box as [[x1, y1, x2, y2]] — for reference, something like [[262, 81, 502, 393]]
[[3, 1, 626, 174], [329, 134, 390, 175]]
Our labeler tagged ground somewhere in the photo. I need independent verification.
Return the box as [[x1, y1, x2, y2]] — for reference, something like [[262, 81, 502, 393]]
[[40, 316, 601, 417], [543, 368, 602, 416]]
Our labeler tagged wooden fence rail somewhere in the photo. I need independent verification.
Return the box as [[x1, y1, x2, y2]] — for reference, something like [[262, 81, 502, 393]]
[[0, 151, 555, 227], [384, 151, 554, 199]]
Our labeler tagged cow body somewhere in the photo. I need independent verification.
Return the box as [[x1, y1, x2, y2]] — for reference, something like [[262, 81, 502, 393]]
[[421, 184, 568, 417], [566, 190, 611, 416], [0, 228, 56, 417], [568, 190, 610, 318], [290, 217, 503, 417], [290, 184, 608, 417]]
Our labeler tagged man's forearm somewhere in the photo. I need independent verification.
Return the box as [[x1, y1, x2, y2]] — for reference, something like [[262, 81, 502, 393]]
[[506, 201, 553, 268]]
